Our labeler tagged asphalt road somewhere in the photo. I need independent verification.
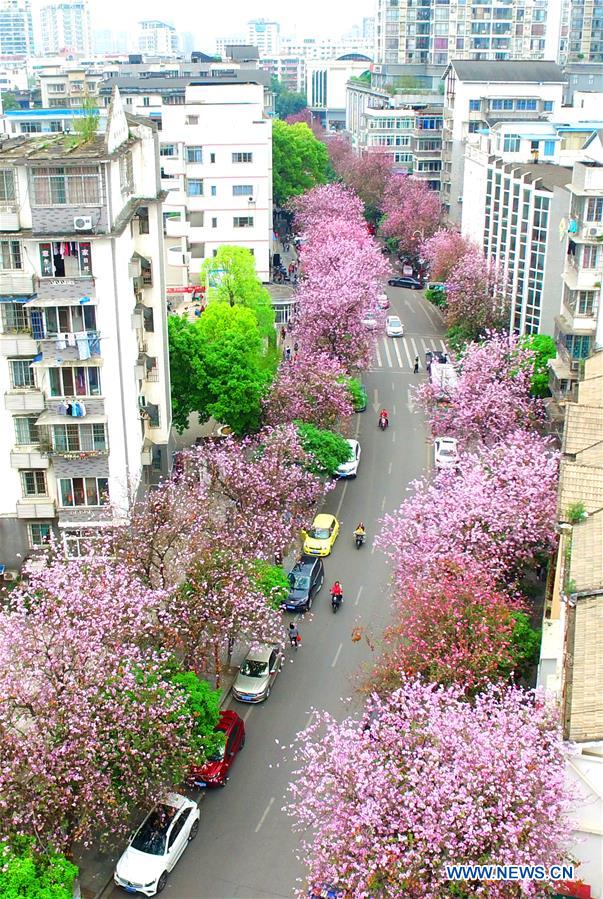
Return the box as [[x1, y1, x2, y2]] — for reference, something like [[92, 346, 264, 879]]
[[108, 287, 447, 899]]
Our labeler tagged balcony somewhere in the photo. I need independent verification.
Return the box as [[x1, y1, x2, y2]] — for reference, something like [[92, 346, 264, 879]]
[[10, 448, 49, 469], [562, 264, 601, 292], [0, 271, 35, 295], [5, 389, 45, 412], [571, 160, 603, 194], [37, 331, 101, 365], [0, 334, 38, 355], [165, 216, 189, 238], [0, 205, 20, 231], [558, 304, 597, 335], [35, 276, 96, 302], [16, 498, 56, 519]]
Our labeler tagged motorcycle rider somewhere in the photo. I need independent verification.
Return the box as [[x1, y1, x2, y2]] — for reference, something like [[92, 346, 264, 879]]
[[330, 580, 343, 607], [288, 622, 300, 647], [354, 522, 366, 544], [379, 408, 389, 429]]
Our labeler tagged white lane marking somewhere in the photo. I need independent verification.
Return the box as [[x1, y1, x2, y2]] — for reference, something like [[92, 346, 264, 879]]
[[255, 797, 275, 833], [440, 339, 448, 354], [393, 339, 403, 368], [388, 461, 393, 475], [420, 338, 429, 352], [373, 387, 379, 408], [305, 710, 315, 730], [382, 338, 393, 368], [407, 386, 415, 413], [393, 403, 397, 415], [381, 496, 386, 511], [355, 585, 364, 606], [410, 337, 419, 359], [392, 430, 396, 443], [371, 541, 376, 554], [335, 479, 348, 520], [404, 299, 412, 311], [421, 302, 438, 330], [331, 642, 343, 668], [391, 380, 395, 392], [375, 342, 382, 367], [402, 339, 413, 368], [243, 707, 253, 723]]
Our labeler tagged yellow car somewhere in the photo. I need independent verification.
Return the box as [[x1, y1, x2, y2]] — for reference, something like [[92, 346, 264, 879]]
[[303, 513, 340, 557]]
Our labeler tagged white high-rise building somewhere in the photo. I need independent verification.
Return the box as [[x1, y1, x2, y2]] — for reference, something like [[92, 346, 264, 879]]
[[39, 1, 92, 56], [0, 0, 34, 60], [247, 19, 280, 56], [0, 89, 172, 572], [137, 20, 179, 58]]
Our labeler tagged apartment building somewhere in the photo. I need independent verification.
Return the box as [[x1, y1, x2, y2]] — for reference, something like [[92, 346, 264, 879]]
[[259, 55, 306, 94], [0, 0, 34, 60], [247, 19, 280, 56], [561, 0, 603, 63], [39, 0, 92, 56], [441, 59, 565, 223], [307, 57, 372, 129], [537, 350, 603, 899], [0, 89, 171, 572], [137, 21, 179, 58], [375, 0, 561, 66], [39, 66, 100, 107]]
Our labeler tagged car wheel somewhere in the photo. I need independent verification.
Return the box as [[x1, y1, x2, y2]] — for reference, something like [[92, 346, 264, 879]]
[[188, 819, 199, 841], [157, 871, 168, 893], [218, 778, 227, 788]]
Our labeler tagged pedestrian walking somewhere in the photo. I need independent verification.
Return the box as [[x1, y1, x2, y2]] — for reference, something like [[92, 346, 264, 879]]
[[288, 262, 295, 276], [285, 346, 292, 362], [293, 341, 299, 357], [413, 355, 420, 374], [280, 325, 286, 342]]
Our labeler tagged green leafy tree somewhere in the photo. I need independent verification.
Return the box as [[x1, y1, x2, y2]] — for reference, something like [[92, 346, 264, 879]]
[[295, 422, 351, 476], [345, 376, 367, 412], [271, 77, 308, 119], [1, 91, 19, 111], [168, 304, 274, 435], [509, 611, 542, 680], [200, 245, 275, 340], [168, 668, 223, 760], [272, 119, 329, 206], [251, 560, 290, 610], [520, 334, 556, 398], [0, 838, 78, 899]]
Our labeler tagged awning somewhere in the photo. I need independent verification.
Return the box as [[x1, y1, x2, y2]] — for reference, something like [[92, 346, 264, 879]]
[[25, 296, 93, 307], [35, 411, 107, 426], [0, 295, 32, 303]]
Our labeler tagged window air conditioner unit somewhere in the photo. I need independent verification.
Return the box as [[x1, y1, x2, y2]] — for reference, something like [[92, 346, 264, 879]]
[[73, 215, 93, 231]]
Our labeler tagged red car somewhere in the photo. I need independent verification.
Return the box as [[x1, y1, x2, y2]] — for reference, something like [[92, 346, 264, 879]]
[[188, 710, 245, 788]]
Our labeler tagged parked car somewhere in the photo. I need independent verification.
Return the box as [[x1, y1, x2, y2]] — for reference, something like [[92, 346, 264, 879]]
[[385, 315, 404, 337], [303, 513, 340, 557], [336, 438, 361, 478], [282, 556, 325, 612], [232, 644, 284, 703], [388, 276, 422, 289], [188, 710, 245, 788], [377, 293, 390, 309], [114, 793, 200, 896], [361, 313, 378, 330], [434, 436, 459, 470], [353, 382, 367, 412]]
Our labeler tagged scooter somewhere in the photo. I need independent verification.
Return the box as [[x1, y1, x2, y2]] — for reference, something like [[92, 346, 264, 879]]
[[331, 592, 343, 613], [355, 532, 365, 549], [378, 414, 389, 430]]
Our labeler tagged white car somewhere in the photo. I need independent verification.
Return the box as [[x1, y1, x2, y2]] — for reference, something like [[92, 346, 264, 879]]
[[114, 793, 200, 896], [361, 313, 378, 330], [386, 315, 404, 337], [377, 293, 390, 309], [434, 436, 459, 470], [232, 644, 284, 703], [336, 438, 361, 478]]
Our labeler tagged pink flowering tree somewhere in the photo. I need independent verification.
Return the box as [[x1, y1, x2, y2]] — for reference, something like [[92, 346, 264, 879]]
[[445, 246, 509, 340], [417, 332, 544, 445], [0, 555, 195, 854], [288, 681, 572, 898], [264, 349, 353, 428], [290, 182, 366, 234], [420, 228, 473, 283], [380, 174, 441, 259], [378, 430, 559, 585], [368, 556, 535, 697]]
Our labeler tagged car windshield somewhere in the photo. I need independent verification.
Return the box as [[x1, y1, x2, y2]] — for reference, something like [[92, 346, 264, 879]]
[[308, 527, 330, 539], [131, 805, 176, 855], [390, 319, 401, 326], [289, 573, 310, 589], [240, 659, 268, 678]]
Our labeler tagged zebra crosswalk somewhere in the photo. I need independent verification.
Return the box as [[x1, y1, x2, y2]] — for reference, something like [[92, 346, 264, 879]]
[[370, 335, 449, 371]]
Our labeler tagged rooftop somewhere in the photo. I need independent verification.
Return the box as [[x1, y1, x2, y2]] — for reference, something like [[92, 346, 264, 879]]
[[564, 590, 603, 742], [500, 161, 572, 190], [446, 59, 565, 84], [99, 69, 270, 93]]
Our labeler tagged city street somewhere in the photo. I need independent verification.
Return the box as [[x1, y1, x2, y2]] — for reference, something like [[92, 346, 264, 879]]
[[107, 286, 447, 899]]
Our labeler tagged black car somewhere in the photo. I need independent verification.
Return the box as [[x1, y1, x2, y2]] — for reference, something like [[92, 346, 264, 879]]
[[388, 276, 423, 289], [282, 557, 324, 612]]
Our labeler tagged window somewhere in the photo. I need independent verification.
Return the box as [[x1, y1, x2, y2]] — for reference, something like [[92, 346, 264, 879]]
[[29, 522, 51, 547], [21, 470, 47, 497], [14, 416, 38, 445], [52, 423, 107, 453], [233, 216, 254, 228], [48, 366, 101, 397], [142, 96, 150, 107], [543, 100, 554, 112], [586, 197, 603, 221], [20, 122, 42, 133], [503, 134, 521, 153], [210, 152, 216, 163], [186, 146, 203, 163], [233, 185, 253, 196], [42, 304, 96, 337], [515, 98, 537, 110], [160, 144, 177, 157], [468, 122, 481, 133], [32, 166, 101, 206], [185, 115, 199, 125], [543, 140, 555, 157], [0, 169, 15, 201], [9, 359, 35, 389], [491, 98, 513, 110], [39, 242, 92, 277], [232, 152, 253, 163], [0, 239, 22, 270], [59, 476, 109, 507], [212, 217, 217, 228], [211, 185, 217, 197], [582, 245, 601, 268], [575, 290, 597, 315], [469, 99, 480, 110], [2, 302, 29, 333], [187, 179, 203, 196]]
